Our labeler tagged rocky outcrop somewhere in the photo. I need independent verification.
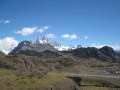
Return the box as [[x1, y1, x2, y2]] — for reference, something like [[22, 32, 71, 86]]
[[14, 55, 53, 78], [0, 53, 52, 78], [0, 49, 79, 78], [0, 51, 16, 69]]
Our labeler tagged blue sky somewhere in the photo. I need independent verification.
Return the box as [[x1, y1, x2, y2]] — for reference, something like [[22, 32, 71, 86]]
[[0, 0, 120, 54]]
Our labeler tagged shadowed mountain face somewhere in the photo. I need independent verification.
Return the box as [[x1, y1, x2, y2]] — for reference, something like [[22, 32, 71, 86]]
[[68, 46, 119, 62], [100, 46, 116, 58]]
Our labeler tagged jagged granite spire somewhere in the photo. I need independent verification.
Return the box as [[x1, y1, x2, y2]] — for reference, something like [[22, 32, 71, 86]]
[[42, 35, 49, 44], [36, 37, 40, 44]]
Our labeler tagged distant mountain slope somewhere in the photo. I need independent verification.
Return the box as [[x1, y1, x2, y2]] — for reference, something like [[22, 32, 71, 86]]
[[9, 40, 57, 54], [67, 46, 119, 62]]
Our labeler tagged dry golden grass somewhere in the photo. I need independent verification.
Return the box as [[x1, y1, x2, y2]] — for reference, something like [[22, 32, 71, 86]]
[[0, 70, 75, 90]]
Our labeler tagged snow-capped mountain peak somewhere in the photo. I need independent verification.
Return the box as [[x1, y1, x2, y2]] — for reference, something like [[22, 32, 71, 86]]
[[36, 36, 82, 51]]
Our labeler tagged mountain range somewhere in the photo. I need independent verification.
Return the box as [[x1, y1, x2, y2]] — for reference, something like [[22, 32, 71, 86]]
[[9, 35, 120, 62], [9, 35, 77, 54], [0, 36, 120, 90]]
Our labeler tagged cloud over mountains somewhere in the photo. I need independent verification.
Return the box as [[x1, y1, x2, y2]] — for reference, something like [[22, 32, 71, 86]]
[[14, 27, 36, 36], [0, 37, 19, 54], [37, 25, 50, 33], [14, 25, 50, 36]]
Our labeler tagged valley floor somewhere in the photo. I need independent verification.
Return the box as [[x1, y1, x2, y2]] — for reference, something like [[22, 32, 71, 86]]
[[0, 68, 120, 90]]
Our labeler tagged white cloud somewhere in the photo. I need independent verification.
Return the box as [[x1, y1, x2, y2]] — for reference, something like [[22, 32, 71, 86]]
[[14, 25, 50, 36], [84, 35, 88, 39], [3, 20, 10, 24], [62, 34, 78, 40], [47, 34, 55, 38], [62, 34, 69, 38], [91, 43, 120, 50], [37, 29, 44, 33], [70, 34, 77, 39], [0, 20, 10, 24], [43, 25, 50, 30], [37, 25, 50, 33], [0, 37, 19, 54], [14, 27, 36, 36]]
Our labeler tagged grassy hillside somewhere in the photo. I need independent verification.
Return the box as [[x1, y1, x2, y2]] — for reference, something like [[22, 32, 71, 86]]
[[0, 49, 120, 90]]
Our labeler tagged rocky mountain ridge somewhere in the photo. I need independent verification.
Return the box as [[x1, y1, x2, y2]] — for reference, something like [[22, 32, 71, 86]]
[[8, 35, 120, 62], [9, 40, 57, 54], [9, 35, 78, 54]]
